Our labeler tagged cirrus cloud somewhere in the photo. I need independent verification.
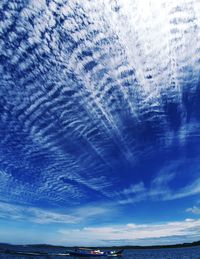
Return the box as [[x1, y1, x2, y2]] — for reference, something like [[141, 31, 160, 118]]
[[58, 218, 200, 246]]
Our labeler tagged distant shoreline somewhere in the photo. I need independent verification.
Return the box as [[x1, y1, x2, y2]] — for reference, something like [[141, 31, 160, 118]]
[[1, 240, 200, 250]]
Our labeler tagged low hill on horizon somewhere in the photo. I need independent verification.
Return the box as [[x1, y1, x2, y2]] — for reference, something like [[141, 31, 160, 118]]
[[0, 240, 200, 250]]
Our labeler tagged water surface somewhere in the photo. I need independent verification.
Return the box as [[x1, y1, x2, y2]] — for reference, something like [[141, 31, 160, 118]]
[[0, 246, 200, 259]]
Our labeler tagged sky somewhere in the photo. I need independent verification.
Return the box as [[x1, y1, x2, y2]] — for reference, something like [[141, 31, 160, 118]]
[[0, 0, 200, 246]]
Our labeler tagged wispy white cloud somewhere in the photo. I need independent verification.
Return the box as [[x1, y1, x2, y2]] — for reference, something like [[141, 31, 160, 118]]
[[122, 182, 146, 195], [74, 204, 112, 218], [0, 201, 113, 225], [117, 182, 146, 204], [0, 202, 79, 224], [59, 218, 200, 246], [117, 175, 200, 204], [166, 178, 200, 200], [186, 206, 200, 215]]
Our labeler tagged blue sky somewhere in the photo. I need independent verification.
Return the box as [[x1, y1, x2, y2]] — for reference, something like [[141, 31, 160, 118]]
[[0, 0, 200, 246]]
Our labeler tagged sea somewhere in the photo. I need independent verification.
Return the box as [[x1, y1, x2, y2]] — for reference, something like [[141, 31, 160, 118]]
[[0, 246, 200, 259]]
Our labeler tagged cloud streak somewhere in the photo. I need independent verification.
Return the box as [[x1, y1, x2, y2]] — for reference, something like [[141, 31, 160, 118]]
[[117, 175, 200, 204], [0, 202, 79, 224], [59, 218, 200, 246], [187, 206, 200, 215], [0, 201, 114, 225]]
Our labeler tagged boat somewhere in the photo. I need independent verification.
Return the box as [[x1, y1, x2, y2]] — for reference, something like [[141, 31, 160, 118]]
[[67, 248, 123, 257]]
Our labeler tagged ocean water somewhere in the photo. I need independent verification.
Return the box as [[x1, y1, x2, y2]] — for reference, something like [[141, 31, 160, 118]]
[[0, 246, 200, 259]]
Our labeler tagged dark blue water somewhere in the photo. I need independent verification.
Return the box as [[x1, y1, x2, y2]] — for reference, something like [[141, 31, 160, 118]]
[[0, 247, 200, 259]]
